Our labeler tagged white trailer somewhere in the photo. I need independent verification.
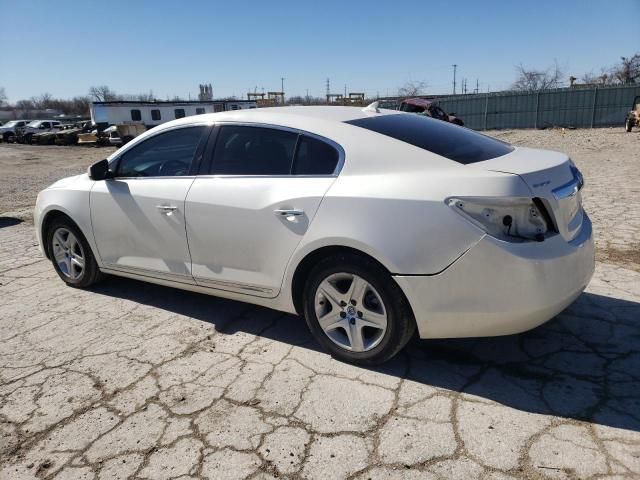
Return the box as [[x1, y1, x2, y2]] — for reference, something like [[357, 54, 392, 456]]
[[90, 100, 257, 129]]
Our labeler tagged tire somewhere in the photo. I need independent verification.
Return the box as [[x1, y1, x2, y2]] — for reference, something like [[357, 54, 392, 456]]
[[5, 132, 15, 143], [626, 118, 633, 132], [46, 217, 103, 288], [302, 253, 416, 365]]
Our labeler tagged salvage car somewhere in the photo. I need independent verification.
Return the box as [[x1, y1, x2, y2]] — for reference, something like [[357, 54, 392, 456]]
[[20, 120, 62, 144], [399, 98, 464, 126], [625, 95, 639, 132], [0, 119, 30, 143], [34, 105, 594, 364]]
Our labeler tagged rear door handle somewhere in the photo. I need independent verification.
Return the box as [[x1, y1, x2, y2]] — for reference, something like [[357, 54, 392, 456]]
[[274, 209, 304, 217]]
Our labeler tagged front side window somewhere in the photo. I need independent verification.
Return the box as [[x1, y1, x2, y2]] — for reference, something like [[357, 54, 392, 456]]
[[210, 126, 297, 175], [151, 109, 161, 121], [345, 114, 513, 164], [131, 109, 142, 121], [116, 126, 206, 177], [174, 108, 186, 119], [196, 107, 205, 115], [293, 135, 340, 175]]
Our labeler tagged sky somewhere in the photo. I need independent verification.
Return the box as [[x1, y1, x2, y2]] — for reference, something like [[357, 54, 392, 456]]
[[1, 0, 638, 102]]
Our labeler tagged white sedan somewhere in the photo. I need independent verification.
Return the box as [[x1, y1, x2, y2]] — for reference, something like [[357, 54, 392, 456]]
[[34, 105, 594, 364]]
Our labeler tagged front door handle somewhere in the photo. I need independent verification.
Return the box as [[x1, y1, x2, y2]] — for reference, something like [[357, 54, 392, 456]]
[[274, 209, 304, 217], [157, 205, 178, 215]]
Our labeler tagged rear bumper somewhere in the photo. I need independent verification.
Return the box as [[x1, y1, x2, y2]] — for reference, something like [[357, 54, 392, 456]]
[[394, 214, 595, 338]]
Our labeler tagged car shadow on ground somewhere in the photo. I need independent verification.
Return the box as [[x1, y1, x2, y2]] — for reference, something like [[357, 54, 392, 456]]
[[92, 276, 640, 434]]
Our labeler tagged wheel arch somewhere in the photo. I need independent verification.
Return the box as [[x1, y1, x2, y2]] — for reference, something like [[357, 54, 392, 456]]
[[40, 210, 83, 260], [289, 244, 396, 315]]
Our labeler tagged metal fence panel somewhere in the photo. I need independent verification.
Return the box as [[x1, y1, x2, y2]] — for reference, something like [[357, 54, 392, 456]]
[[408, 84, 640, 130]]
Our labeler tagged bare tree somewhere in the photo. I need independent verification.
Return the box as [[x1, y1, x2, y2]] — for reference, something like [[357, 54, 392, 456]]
[[610, 54, 640, 84], [397, 80, 428, 97], [136, 90, 155, 102], [512, 61, 564, 91], [0, 87, 7, 106], [89, 85, 118, 102]]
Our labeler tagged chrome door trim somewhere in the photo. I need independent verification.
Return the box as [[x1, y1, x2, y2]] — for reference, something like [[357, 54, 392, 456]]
[[102, 264, 276, 297], [102, 263, 195, 285], [193, 276, 276, 297]]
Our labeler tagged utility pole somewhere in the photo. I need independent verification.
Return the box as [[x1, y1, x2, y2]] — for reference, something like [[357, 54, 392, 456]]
[[344, 84, 347, 98], [475, 78, 479, 94], [281, 77, 285, 104], [452, 64, 457, 95]]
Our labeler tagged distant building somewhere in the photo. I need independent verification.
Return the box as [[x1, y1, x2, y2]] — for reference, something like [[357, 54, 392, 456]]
[[90, 99, 257, 129], [198, 84, 213, 101]]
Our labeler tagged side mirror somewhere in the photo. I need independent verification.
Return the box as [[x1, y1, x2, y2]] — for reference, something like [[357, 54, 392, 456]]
[[88, 159, 112, 180]]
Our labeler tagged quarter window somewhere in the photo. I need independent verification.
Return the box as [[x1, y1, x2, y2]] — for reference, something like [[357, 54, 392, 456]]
[[293, 135, 340, 175], [174, 108, 186, 119], [210, 126, 297, 175], [130, 109, 142, 121], [151, 109, 161, 121], [115, 126, 206, 178]]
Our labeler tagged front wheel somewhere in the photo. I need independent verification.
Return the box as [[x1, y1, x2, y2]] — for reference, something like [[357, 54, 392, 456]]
[[626, 117, 633, 132], [47, 218, 103, 288], [302, 253, 416, 365]]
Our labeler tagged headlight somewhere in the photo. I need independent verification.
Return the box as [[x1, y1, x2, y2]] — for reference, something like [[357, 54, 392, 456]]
[[447, 196, 550, 242]]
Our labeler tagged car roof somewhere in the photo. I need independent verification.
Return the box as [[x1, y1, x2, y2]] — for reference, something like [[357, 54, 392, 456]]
[[157, 106, 403, 131]]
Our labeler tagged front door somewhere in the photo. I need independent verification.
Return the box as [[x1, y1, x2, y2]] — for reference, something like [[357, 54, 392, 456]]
[[186, 125, 341, 297], [91, 125, 208, 282]]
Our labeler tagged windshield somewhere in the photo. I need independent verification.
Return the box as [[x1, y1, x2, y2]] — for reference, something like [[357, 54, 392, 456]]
[[345, 113, 513, 164], [27, 121, 42, 128], [2, 121, 19, 128]]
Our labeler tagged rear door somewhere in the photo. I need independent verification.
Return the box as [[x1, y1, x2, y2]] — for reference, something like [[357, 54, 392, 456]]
[[185, 124, 342, 297], [91, 125, 209, 281]]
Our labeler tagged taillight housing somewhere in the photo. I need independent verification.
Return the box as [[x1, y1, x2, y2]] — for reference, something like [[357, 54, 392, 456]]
[[447, 196, 551, 242]]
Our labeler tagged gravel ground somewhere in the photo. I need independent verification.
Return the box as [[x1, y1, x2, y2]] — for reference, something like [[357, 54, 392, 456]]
[[0, 144, 115, 217], [0, 129, 639, 479]]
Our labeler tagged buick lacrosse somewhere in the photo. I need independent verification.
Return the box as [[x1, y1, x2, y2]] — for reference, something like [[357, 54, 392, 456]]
[[35, 105, 594, 364]]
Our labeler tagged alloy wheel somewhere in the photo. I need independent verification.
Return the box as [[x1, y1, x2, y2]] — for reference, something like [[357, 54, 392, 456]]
[[314, 272, 388, 352], [52, 227, 85, 280]]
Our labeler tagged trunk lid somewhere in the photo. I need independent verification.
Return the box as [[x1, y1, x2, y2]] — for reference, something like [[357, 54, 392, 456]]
[[469, 147, 584, 241]]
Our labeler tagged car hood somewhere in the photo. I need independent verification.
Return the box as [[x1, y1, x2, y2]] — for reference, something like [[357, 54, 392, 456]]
[[47, 174, 86, 189]]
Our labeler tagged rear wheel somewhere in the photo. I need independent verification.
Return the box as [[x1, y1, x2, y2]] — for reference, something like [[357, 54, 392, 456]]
[[46, 218, 103, 288], [626, 117, 633, 132], [302, 253, 416, 365]]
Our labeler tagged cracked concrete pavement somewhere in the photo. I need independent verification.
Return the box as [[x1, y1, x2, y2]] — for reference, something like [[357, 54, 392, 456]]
[[0, 129, 639, 479]]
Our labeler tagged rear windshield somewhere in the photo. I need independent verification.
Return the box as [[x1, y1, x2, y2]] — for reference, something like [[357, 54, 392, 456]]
[[345, 114, 513, 164]]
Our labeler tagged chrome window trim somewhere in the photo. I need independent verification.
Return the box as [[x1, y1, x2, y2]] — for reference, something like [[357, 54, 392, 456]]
[[210, 121, 345, 177]]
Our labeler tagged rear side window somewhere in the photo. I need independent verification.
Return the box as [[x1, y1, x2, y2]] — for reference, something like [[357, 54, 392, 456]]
[[345, 114, 513, 164], [210, 126, 297, 175], [151, 109, 161, 121], [116, 126, 206, 177], [293, 135, 339, 175], [131, 109, 142, 121]]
